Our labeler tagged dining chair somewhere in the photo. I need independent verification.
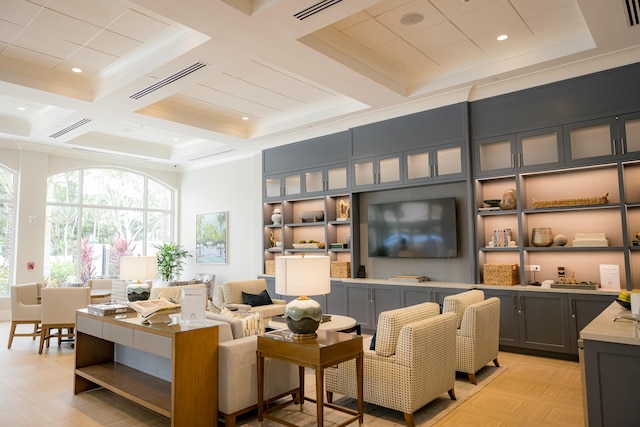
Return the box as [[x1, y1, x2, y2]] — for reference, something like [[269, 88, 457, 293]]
[[87, 278, 112, 303], [8, 283, 42, 349], [39, 287, 91, 354]]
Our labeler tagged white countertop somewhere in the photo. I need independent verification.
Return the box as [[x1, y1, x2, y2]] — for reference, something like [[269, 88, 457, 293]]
[[580, 302, 640, 346]]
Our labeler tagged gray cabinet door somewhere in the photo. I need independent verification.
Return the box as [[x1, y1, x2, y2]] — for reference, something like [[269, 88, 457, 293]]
[[346, 286, 371, 330], [325, 281, 346, 315], [483, 289, 519, 347], [370, 286, 401, 329], [568, 294, 613, 353], [518, 292, 572, 354], [400, 286, 431, 307]]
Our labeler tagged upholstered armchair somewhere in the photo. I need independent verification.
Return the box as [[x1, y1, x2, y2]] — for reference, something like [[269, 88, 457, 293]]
[[325, 302, 458, 427], [443, 290, 501, 384], [8, 283, 42, 349], [86, 279, 112, 303], [212, 279, 285, 321], [39, 287, 91, 354]]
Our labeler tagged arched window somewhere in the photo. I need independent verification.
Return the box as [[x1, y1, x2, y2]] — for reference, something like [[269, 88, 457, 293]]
[[0, 165, 16, 296], [45, 168, 174, 286]]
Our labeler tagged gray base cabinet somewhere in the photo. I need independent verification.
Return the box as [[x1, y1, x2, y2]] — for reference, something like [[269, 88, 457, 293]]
[[346, 284, 400, 331]]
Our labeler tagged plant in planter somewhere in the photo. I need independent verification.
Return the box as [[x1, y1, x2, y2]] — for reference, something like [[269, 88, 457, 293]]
[[153, 242, 192, 282]]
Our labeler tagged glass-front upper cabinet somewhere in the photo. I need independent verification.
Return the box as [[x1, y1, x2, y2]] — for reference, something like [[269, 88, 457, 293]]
[[303, 164, 349, 196], [263, 172, 302, 201], [474, 127, 563, 177], [404, 142, 465, 184], [352, 154, 402, 190], [619, 112, 640, 161], [564, 117, 617, 166]]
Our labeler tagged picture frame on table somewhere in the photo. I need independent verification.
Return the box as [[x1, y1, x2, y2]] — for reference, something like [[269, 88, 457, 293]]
[[196, 211, 228, 264]]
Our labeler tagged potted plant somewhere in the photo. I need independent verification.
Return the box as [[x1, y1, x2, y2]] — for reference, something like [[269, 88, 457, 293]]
[[154, 242, 192, 282]]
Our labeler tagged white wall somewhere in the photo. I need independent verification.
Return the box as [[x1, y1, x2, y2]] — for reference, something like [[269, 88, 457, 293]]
[[178, 153, 263, 286]]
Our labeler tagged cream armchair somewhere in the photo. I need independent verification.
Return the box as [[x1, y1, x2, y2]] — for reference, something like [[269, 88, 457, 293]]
[[325, 302, 458, 427], [443, 290, 501, 384], [87, 279, 112, 303], [39, 287, 91, 354], [8, 283, 42, 349], [213, 279, 285, 321]]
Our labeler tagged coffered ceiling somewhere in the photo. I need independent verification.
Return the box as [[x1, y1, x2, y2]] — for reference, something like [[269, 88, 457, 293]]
[[0, 0, 639, 170]]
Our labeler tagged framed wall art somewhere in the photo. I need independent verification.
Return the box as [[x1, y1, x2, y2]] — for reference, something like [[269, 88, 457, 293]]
[[196, 211, 228, 264]]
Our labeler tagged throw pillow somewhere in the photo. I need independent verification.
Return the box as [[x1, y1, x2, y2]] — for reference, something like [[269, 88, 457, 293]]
[[220, 307, 264, 337], [369, 332, 377, 351], [242, 289, 273, 307]]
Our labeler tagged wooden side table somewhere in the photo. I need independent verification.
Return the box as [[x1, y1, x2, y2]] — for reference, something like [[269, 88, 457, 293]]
[[257, 329, 363, 426]]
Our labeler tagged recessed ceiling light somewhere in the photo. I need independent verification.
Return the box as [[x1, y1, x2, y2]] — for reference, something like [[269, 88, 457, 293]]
[[242, 116, 249, 121], [497, 34, 508, 41], [72, 67, 82, 73], [400, 13, 424, 25], [17, 106, 26, 111]]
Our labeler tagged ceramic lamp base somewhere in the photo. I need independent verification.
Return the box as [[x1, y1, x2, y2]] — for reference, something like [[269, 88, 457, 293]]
[[284, 295, 322, 339], [127, 283, 150, 301]]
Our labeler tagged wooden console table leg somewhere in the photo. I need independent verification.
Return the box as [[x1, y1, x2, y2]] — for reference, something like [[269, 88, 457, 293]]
[[257, 351, 264, 421]]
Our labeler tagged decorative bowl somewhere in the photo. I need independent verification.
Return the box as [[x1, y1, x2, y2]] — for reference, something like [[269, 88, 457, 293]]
[[292, 243, 324, 249], [483, 199, 501, 208]]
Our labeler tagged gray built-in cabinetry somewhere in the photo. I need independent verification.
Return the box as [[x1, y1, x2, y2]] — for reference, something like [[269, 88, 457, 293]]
[[262, 63, 640, 358], [472, 63, 640, 287]]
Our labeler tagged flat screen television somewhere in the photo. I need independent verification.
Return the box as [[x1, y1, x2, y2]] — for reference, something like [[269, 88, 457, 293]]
[[367, 197, 458, 258]]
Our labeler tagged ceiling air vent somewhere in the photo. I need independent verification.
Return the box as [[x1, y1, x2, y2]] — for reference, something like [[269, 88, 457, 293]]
[[49, 118, 92, 138], [294, 0, 342, 20], [129, 62, 207, 100], [625, 0, 640, 26]]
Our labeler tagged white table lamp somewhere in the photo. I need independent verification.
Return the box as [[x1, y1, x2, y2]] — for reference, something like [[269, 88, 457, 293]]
[[120, 255, 158, 301], [275, 255, 330, 339]]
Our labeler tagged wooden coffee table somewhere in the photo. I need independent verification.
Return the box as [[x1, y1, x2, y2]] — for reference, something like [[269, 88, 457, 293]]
[[257, 329, 363, 427], [268, 314, 360, 335]]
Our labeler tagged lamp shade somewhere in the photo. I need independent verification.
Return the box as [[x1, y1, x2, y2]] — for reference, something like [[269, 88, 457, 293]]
[[275, 255, 330, 297], [120, 255, 158, 282]]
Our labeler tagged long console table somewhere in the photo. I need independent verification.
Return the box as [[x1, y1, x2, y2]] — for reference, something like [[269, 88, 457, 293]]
[[74, 309, 218, 426]]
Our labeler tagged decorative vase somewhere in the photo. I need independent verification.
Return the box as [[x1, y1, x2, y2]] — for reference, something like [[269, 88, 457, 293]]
[[271, 208, 282, 225], [532, 228, 553, 247]]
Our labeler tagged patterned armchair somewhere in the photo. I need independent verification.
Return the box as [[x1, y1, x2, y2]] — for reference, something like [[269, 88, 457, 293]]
[[325, 302, 457, 427], [443, 290, 501, 384]]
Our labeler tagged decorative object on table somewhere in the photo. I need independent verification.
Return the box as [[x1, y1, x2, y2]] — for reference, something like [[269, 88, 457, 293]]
[[127, 298, 180, 324], [271, 207, 282, 225], [616, 290, 631, 310], [553, 234, 568, 246], [180, 287, 207, 324], [330, 260, 351, 278], [275, 255, 330, 339], [298, 210, 324, 222], [195, 211, 228, 264], [532, 193, 608, 208], [531, 227, 553, 247], [338, 199, 350, 220], [154, 242, 192, 281], [483, 199, 501, 208], [500, 189, 517, 210], [87, 302, 131, 316], [120, 255, 157, 301], [572, 232, 609, 247]]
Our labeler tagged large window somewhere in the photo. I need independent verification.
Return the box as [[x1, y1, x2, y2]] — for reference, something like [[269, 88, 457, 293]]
[[45, 168, 174, 286], [0, 165, 16, 296]]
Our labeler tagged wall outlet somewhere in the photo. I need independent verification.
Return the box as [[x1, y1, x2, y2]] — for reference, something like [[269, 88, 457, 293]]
[[526, 265, 541, 271]]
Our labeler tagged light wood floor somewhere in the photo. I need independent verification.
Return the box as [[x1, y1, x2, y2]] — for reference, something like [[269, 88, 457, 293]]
[[1, 321, 585, 426]]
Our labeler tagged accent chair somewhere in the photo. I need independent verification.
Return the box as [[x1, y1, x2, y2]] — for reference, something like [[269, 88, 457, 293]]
[[8, 283, 42, 349]]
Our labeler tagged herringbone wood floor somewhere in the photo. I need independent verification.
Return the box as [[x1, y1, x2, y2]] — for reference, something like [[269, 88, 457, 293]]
[[1, 321, 584, 426]]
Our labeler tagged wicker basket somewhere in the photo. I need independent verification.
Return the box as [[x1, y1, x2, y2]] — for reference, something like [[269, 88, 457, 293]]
[[265, 260, 275, 275], [483, 263, 519, 286], [330, 261, 351, 278], [532, 193, 608, 208]]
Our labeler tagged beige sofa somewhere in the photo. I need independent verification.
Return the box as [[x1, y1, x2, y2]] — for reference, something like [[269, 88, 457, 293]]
[[212, 279, 285, 321], [325, 302, 457, 427]]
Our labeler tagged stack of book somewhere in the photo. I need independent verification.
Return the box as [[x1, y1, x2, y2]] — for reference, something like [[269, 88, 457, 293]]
[[87, 302, 131, 316]]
